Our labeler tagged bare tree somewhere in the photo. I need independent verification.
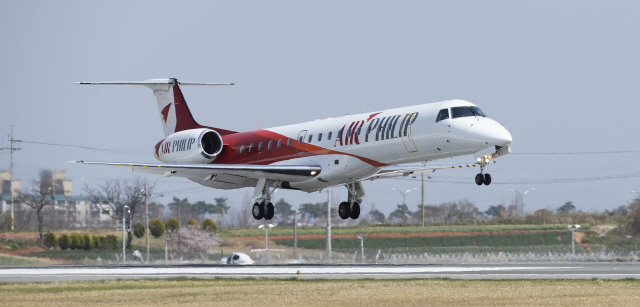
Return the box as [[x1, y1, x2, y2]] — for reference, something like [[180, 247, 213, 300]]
[[236, 191, 252, 227], [17, 170, 57, 242], [85, 178, 152, 248]]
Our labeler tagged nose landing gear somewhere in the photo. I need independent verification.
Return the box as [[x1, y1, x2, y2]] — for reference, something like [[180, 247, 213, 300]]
[[475, 160, 492, 186]]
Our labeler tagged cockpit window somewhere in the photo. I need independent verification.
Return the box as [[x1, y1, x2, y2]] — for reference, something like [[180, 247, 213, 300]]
[[436, 109, 450, 122], [470, 106, 487, 117], [451, 106, 487, 119]]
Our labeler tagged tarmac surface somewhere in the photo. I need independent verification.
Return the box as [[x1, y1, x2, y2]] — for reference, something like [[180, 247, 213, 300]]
[[1, 263, 639, 282]]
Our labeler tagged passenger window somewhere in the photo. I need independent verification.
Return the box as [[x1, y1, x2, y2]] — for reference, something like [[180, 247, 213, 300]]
[[258, 142, 264, 151], [308, 134, 313, 143], [277, 139, 282, 147], [248, 144, 254, 152], [347, 128, 352, 135], [328, 131, 332, 140], [318, 133, 322, 142], [287, 138, 292, 146], [356, 127, 361, 135], [239, 145, 245, 154], [298, 136, 303, 144], [267, 140, 273, 149], [436, 109, 450, 122]]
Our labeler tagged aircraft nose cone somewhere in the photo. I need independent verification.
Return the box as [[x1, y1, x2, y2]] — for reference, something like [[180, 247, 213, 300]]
[[492, 124, 512, 146], [471, 119, 512, 146]]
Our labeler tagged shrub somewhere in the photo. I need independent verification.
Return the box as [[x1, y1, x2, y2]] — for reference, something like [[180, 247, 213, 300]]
[[133, 222, 146, 238], [149, 218, 166, 238], [165, 218, 179, 232], [43, 232, 58, 249], [92, 235, 100, 249], [201, 218, 217, 233], [58, 234, 71, 250], [105, 235, 118, 250], [83, 234, 92, 250], [187, 219, 198, 226], [70, 234, 84, 250]]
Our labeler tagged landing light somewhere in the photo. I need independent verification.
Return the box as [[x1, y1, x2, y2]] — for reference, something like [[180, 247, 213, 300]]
[[311, 171, 317, 175]]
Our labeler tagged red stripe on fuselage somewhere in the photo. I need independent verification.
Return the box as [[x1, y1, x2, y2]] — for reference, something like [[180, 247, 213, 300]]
[[214, 130, 387, 167]]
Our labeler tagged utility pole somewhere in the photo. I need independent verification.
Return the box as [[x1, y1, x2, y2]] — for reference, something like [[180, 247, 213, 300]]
[[326, 188, 332, 262], [421, 173, 425, 227], [143, 183, 150, 263], [0, 126, 22, 231], [293, 213, 297, 259]]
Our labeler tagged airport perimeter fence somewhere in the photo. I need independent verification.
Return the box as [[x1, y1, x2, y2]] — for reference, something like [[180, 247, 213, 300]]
[[21, 244, 640, 266]]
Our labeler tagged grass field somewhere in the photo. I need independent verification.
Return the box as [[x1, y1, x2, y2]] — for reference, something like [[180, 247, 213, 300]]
[[220, 224, 576, 237], [0, 278, 637, 306], [276, 231, 573, 252]]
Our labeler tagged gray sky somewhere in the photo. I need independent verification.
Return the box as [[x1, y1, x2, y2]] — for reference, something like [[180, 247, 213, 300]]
[[1, 1, 639, 216]]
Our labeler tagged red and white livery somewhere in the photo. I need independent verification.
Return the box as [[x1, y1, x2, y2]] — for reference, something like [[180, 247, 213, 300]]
[[72, 78, 512, 221]]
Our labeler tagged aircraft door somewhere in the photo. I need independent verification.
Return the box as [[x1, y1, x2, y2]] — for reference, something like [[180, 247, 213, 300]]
[[400, 113, 419, 153], [296, 130, 307, 154]]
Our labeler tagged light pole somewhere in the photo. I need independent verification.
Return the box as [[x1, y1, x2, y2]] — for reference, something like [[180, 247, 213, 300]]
[[163, 238, 170, 265], [121, 205, 130, 265], [141, 185, 163, 264], [391, 188, 417, 205], [356, 234, 366, 264], [509, 188, 535, 215], [258, 224, 275, 250], [567, 224, 581, 256], [326, 187, 331, 262]]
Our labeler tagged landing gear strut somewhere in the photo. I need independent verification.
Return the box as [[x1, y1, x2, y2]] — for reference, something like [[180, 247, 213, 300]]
[[339, 182, 364, 220], [475, 159, 491, 186], [253, 179, 276, 220]]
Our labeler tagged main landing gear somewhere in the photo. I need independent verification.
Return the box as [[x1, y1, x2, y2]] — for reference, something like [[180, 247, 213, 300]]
[[338, 182, 365, 220], [252, 201, 274, 220], [475, 159, 492, 186], [252, 179, 276, 221]]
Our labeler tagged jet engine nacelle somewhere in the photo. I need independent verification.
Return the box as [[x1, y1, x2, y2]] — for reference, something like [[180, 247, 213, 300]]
[[154, 128, 223, 164]]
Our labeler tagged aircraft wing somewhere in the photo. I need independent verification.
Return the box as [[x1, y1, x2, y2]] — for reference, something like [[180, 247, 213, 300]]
[[368, 162, 478, 180], [69, 160, 321, 182]]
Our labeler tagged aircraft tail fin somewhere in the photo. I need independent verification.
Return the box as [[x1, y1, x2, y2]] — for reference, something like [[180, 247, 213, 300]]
[[74, 78, 237, 137]]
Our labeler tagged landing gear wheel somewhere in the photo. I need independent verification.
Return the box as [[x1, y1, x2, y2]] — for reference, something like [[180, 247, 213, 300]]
[[350, 202, 360, 219], [475, 173, 484, 186], [252, 202, 264, 220], [264, 202, 274, 220], [483, 173, 492, 186], [338, 202, 351, 220]]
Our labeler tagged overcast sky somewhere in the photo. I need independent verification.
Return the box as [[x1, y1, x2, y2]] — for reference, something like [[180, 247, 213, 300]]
[[1, 1, 639, 216]]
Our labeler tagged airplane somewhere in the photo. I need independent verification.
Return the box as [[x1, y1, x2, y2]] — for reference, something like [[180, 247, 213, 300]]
[[72, 78, 512, 221]]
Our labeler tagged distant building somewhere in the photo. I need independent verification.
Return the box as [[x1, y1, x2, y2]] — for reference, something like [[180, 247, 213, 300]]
[[0, 170, 115, 229]]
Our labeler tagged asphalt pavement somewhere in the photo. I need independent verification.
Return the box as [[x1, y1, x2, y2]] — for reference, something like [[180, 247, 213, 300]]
[[1, 263, 639, 282]]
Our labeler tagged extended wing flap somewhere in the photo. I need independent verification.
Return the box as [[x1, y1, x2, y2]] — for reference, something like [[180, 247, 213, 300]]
[[69, 160, 321, 182], [369, 162, 477, 180]]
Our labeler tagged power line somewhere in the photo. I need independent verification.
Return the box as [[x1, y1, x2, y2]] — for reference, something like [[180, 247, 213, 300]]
[[18, 140, 134, 152], [513, 150, 640, 155]]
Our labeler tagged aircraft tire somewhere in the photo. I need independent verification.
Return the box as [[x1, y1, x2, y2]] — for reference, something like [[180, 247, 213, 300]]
[[475, 173, 484, 186], [264, 202, 275, 220], [483, 173, 492, 186], [252, 202, 264, 220], [350, 202, 360, 219], [338, 202, 351, 220]]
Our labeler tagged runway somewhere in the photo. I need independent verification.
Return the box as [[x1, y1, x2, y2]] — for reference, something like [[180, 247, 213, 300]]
[[1, 263, 639, 282]]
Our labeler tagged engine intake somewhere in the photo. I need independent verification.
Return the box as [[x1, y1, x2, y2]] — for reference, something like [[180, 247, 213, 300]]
[[154, 128, 224, 164]]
